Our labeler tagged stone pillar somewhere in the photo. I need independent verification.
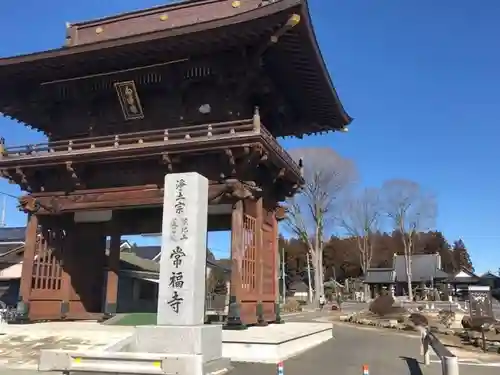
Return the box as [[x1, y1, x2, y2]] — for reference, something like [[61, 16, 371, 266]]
[[156, 172, 208, 325], [134, 172, 230, 373]]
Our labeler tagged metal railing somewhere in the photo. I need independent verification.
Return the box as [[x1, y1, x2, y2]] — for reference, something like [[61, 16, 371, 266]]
[[419, 327, 459, 375]]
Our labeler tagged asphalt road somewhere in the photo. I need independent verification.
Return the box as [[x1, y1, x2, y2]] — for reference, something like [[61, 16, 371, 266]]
[[231, 323, 467, 375], [231, 322, 500, 375], [3, 308, 500, 375]]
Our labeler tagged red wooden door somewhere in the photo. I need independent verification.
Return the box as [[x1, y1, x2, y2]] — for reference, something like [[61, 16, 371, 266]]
[[239, 214, 259, 324], [29, 229, 66, 320]]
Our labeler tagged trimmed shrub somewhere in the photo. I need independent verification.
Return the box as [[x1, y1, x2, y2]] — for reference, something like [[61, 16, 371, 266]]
[[369, 294, 395, 316], [282, 299, 302, 313]]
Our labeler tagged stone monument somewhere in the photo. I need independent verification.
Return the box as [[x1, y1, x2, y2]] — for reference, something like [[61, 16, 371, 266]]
[[133, 172, 231, 375]]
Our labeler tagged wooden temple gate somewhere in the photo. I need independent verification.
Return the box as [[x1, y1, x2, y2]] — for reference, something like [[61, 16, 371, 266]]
[[17, 187, 281, 326], [0, 0, 351, 326]]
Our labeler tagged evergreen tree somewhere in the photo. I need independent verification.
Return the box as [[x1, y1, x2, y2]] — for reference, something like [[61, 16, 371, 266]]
[[422, 231, 455, 273], [452, 239, 474, 272]]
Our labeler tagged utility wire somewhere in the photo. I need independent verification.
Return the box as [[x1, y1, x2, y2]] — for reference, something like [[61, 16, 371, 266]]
[[0, 191, 19, 200]]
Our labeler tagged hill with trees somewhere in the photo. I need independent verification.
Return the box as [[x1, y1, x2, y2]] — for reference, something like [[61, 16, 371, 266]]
[[278, 230, 474, 288]]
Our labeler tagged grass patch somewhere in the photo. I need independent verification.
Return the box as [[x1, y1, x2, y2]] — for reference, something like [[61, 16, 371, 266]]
[[103, 313, 157, 326]]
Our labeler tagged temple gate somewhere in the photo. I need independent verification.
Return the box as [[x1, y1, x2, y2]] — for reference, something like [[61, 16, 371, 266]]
[[0, 0, 351, 326]]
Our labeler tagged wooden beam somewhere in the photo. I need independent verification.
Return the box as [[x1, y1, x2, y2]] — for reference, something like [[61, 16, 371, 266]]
[[26, 181, 264, 214], [33, 185, 165, 213]]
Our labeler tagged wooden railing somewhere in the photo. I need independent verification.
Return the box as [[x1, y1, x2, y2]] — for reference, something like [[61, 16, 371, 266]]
[[0, 118, 302, 176], [2, 119, 254, 155]]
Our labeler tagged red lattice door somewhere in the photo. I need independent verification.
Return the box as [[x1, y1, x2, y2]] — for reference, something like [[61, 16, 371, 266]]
[[29, 229, 67, 319], [239, 214, 259, 324]]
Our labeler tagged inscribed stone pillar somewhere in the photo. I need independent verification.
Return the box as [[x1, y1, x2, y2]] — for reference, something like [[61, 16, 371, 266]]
[[157, 172, 209, 326], [133, 173, 229, 374]]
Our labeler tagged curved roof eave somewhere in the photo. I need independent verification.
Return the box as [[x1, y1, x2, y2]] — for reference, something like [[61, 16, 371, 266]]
[[300, 0, 353, 127], [0, 0, 302, 68]]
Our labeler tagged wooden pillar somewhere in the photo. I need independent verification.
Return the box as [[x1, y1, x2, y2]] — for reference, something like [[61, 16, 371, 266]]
[[271, 211, 283, 323], [253, 197, 267, 326], [59, 217, 74, 319], [223, 200, 246, 330], [19, 213, 38, 303], [105, 221, 121, 317], [272, 212, 279, 303]]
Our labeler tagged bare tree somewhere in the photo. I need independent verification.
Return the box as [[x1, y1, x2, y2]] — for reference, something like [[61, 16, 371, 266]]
[[381, 179, 437, 301], [339, 188, 381, 300], [284, 147, 357, 303]]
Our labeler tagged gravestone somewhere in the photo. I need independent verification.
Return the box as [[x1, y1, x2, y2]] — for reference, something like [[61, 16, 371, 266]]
[[133, 172, 230, 374]]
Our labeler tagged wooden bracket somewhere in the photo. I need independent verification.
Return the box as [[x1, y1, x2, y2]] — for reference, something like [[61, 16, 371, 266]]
[[15, 167, 31, 192], [224, 148, 236, 175], [17, 195, 41, 213], [65, 161, 82, 187], [160, 153, 173, 172], [208, 179, 263, 204]]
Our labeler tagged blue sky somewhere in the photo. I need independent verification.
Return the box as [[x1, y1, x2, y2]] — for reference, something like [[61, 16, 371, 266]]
[[0, 1, 498, 272]]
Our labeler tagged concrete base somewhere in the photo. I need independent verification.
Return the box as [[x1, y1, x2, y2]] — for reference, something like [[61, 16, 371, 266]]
[[222, 322, 333, 363], [133, 325, 223, 363], [39, 349, 231, 375], [39, 325, 231, 375]]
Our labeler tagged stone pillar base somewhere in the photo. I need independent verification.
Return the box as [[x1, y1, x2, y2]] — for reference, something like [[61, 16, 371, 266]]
[[133, 325, 231, 375], [223, 299, 247, 330], [255, 302, 268, 326], [274, 302, 285, 324]]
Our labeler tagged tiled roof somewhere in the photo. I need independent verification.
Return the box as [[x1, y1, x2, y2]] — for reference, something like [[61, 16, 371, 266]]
[[0, 243, 24, 256], [364, 268, 396, 284], [394, 254, 444, 282], [105, 239, 130, 250], [117, 248, 230, 273], [207, 259, 231, 273], [0, 227, 25, 242], [129, 246, 161, 260], [289, 281, 309, 292], [445, 268, 480, 283], [364, 254, 449, 284], [0, 245, 25, 267], [481, 272, 500, 279], [118, 251, 159, 273], [435, 269, 450, 279]]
